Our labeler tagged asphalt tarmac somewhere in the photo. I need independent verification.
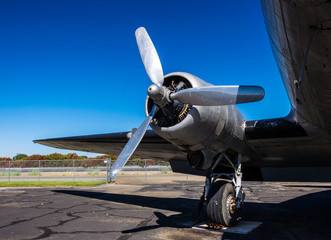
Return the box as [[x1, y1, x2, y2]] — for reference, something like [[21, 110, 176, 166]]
[[1, 178, 331, 240]]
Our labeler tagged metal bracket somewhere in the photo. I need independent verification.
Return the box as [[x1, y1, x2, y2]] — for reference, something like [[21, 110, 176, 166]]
[[208, 153, 244, 208]]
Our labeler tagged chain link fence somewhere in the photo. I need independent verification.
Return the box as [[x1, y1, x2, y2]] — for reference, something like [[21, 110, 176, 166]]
[[0, 159, 187, 184]]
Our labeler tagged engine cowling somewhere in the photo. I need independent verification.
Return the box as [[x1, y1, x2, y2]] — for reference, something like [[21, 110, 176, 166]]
[[145, 72, 247, 167]]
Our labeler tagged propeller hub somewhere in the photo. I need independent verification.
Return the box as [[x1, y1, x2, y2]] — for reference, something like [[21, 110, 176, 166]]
[[147, 84, 171, 106], [147, 84, 163, 101]]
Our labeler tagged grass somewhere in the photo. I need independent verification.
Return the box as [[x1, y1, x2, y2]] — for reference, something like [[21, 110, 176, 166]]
[[88, 170, 100, 176], [160, 167, 169, 174], [0, 181, 106, 187], [11, 171, 21, 176], [0, 171, 21, 176], [28, 170, 40, 176]]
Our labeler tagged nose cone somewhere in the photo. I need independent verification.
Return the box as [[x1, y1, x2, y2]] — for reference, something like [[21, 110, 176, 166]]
[[147, 84, 164, 101]]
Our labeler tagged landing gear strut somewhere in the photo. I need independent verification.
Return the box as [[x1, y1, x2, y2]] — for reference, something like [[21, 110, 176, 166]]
[[198, 153, 244, 227]]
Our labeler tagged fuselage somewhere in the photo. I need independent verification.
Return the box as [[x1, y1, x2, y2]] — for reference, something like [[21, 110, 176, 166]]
[[242, 0, 331, 167]]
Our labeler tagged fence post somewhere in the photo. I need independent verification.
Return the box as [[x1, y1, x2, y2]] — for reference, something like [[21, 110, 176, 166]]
[[110, 158, 113, 182], [8, 161, 10, 181], [106, 158, 108, 183], [38, 160, 41, 181], [73, 159, 75, 181], [144, 159, 147, 184], [106, 158, 109, 183], [109, 158, 112, 183], [186, 174, 188, 184]]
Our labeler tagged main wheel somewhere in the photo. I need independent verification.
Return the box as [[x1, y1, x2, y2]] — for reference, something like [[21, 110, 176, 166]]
[[206, 181, 238, 227]]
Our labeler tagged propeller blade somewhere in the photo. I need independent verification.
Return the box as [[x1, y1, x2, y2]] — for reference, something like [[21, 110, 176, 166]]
[[109, 105, 158, 180], [170, 86, 265, 106], [135, 27, 164, 87]]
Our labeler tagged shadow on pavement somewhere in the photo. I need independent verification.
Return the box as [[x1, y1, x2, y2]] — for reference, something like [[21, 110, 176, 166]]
[[224, 189, 331, 240], [53, 189, 331, 240], [53, 189, 199, 233]]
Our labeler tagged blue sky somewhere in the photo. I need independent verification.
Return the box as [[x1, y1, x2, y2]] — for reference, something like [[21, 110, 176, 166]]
[[0, 1, 290, 158]]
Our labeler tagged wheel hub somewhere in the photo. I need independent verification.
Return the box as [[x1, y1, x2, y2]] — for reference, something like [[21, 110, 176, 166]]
[[227, 195, 237, 215]]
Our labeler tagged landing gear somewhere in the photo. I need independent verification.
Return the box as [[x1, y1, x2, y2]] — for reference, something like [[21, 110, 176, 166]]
[[206, 181, 238, 226], [199, 153, 244, 227]]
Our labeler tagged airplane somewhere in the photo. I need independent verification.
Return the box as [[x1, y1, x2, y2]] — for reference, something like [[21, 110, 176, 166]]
[[34, 0, 331, 227]]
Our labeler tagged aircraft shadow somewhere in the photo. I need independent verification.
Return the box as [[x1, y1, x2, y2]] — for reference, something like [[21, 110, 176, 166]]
[[228, 189, 331, 240], [54, 189, 331, 239], [53, 189, 199, 233]]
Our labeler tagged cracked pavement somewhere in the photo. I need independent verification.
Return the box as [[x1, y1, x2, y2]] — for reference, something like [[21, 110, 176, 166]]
[[1, 180, 331, 239]]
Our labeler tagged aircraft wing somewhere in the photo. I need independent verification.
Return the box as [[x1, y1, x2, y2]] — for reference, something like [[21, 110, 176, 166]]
[[34, 130, 186, 161]]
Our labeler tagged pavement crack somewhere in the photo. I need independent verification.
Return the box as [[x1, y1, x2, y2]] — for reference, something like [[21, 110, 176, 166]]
[[33, 229, 119, 239], [31, 209, 82, 239], [0, 202, 86, 229], [32, 227, 53, 240]]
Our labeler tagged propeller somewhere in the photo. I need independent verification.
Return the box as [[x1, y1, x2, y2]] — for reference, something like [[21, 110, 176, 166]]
[[169, 85, 265, 106], [109, 105, 158, 179], [135, 27, 164, 87], [109, 27, 163, 180], [109, 27, 265, 180]]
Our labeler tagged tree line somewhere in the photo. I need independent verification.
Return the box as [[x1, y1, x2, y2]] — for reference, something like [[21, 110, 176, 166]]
[[0, 153, 169, 167]]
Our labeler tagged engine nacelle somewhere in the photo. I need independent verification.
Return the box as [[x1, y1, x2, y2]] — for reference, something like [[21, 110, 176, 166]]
[[145, 72, 246, 159]]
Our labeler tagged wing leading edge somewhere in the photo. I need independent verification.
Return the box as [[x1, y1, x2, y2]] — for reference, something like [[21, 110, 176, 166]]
[[34, 130, 185, 161]]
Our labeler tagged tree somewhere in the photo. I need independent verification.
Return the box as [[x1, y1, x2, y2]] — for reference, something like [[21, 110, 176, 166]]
[[46, 153, 65, 160], [13, 153, 28, 161]]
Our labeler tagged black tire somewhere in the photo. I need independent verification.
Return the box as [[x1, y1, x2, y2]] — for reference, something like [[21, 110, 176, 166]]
[[206, 181, 238, 226]]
